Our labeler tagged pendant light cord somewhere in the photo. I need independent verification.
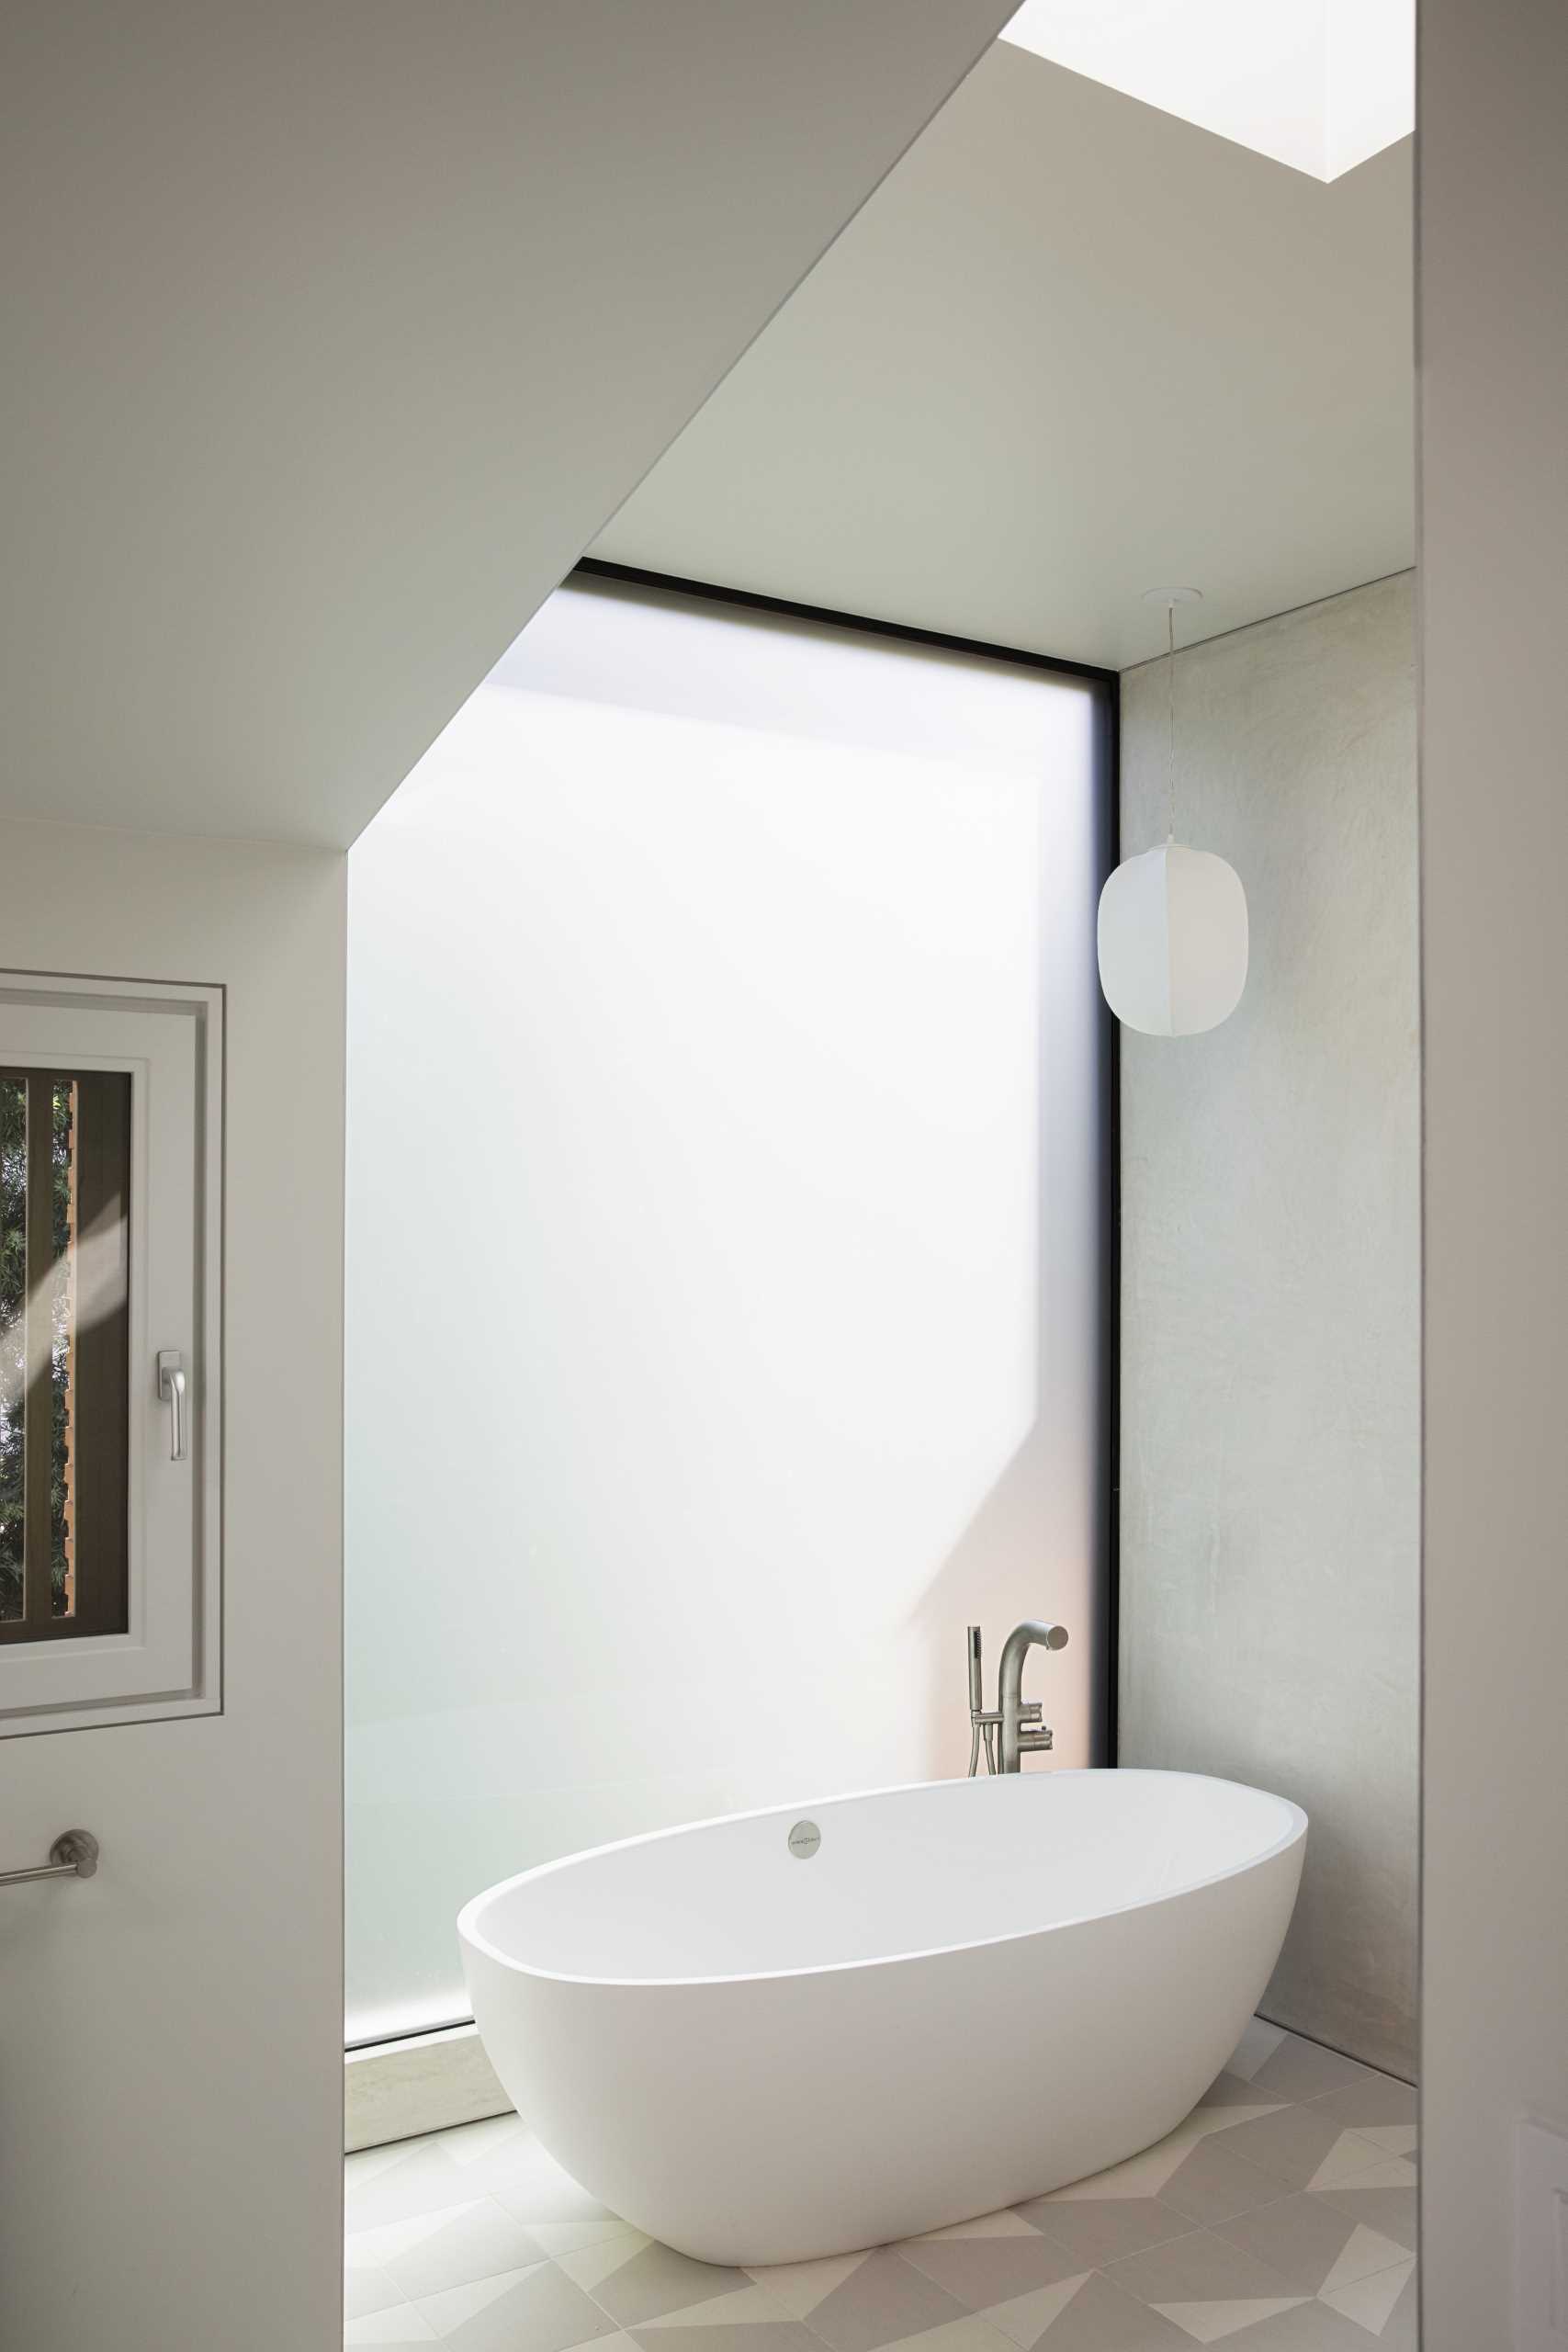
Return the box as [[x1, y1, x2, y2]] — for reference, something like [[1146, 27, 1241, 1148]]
[[1166, 601, 1177, 843]]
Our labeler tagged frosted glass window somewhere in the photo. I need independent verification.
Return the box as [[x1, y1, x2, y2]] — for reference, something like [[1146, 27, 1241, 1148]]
[[345, 575, 1113, 2043]]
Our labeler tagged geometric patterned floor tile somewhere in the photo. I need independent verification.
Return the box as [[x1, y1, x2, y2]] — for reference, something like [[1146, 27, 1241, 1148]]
[[1018, 2198, 1193, 2271], [1034, 2110, 1285, 2211], [347, 2258, 419, 2324], [1224, 2023, 1289, 2085], [1316, 2161, 1415, 2195], [1198, 2075, 1280, 2113], [1212, 2198, 1408, 2298], [350, 2209, 481, 2276], [554, 2239, 654, 2293], [344, 2306, 440, 2345], [641, 2283, 813, 2331], [461, 2129, 628, 2230], [974, 2271, 1097, 2347], [378, 2198, 547, 2303], [529, 2218, 656, 2256], [1000, 2269, 1192, 2347], [1305, 2081, 1416, 2144], [852, 2321, 1022, 2352], [631, 2325, 830, 2352], [437, 2113, 536, 2177], [1311, 2182, 1417, 2258], [898, 2231, 1089, 2314], [1149, 2297, 1307, 2344], [558, 2239, 753, 2329], [1244, 2042, 1372, 2109], [1340, 2127, 1416, 2163], [345, 2018, 1420, 2352], [1303, 2147, 1404, 2198], [414, 2260, 620, 2350], [743, 2256, 869, 2319], [1102, 2226, 1306, 2318], [789, 2248, 970, 2351], [1208, 2108, 1384, 2195], [1319, 2256, 1416, 2346], [346, 2141, 474, 2234], [1201, 2303, 1382, 2347], [1032, 2145, 1201, 2209], [914, 2213, 1044, 2247], [1154, 2139, 1297, 2230]]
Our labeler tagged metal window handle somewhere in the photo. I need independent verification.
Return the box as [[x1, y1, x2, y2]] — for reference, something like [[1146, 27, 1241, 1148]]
[[157, 1349, 188, 1462], [0, 1829, 100, 1887]]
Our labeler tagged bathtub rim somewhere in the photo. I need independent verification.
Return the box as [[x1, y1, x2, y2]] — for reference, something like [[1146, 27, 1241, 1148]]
[[457, 1768, 1308, 1994]]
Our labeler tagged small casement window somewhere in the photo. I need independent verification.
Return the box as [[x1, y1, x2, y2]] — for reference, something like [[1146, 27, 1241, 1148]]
[[0, 1069, 132, 1644], [0, 977, 220, 1736]]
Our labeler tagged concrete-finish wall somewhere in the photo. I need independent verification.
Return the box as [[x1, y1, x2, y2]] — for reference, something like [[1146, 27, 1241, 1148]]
[[0, 821, 345, 2351], [1418, 0, 1568, 2340], [1118, 575, 1419, 2079]]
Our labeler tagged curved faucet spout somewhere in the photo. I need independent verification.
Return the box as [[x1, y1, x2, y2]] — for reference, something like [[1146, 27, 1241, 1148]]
[[998, 1620, 1069, 1773]]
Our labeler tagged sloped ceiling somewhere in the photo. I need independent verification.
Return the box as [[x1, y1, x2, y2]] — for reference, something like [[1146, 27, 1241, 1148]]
[[595, 42, 1414, 672], [0, 1, 1018, 846]]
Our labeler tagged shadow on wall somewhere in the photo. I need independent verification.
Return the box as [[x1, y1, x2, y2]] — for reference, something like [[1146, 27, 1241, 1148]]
[[912, 1420, 1107, 1780]]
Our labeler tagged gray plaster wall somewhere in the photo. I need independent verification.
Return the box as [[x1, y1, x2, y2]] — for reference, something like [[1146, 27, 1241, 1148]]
[[1118, 573, 1419, 2079]]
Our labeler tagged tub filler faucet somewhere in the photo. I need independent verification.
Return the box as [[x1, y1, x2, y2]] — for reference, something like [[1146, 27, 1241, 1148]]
[[965, 1621, 1069, 1774]]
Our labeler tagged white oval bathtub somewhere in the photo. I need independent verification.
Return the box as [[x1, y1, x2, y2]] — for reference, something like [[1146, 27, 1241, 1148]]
[[457, 1769, 1306, 2266]]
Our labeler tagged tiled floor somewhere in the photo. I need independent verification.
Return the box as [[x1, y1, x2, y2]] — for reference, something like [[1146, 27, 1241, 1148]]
[[344, 2018, 1417, 2351]]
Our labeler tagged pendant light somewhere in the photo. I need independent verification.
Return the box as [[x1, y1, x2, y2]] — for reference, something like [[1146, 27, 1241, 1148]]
[[1097, 588, 1248, 1036]]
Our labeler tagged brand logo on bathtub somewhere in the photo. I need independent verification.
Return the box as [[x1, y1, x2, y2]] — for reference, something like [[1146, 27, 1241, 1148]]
[[787, 1819, 821, 1860]]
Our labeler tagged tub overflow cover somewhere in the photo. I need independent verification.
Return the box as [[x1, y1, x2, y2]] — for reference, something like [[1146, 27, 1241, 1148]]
[[787, 1820, 821, 1860]]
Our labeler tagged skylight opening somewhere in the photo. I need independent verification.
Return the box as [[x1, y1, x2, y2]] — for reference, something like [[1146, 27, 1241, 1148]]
[[1000, 0, 1415, 183]]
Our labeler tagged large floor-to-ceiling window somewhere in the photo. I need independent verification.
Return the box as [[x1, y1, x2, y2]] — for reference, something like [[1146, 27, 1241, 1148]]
[[345, 570, 1115, 2043]]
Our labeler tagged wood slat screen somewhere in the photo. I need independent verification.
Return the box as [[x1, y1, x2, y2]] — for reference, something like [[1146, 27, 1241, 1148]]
[[0, 1068, 130, 1645]]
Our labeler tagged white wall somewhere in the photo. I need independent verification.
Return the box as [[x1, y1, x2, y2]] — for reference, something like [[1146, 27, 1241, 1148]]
[[1118, 577, 1420, 2080], [596, 44, 1412, 674], [0, 820, 345, 2352], [345, 579, 1111, 2040], [2, 0, 1021, 847], [1418, 0, 1568, 2340]]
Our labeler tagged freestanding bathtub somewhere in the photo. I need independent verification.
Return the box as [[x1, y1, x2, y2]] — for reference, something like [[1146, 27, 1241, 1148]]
[[458, 1769, 1306, 2266]]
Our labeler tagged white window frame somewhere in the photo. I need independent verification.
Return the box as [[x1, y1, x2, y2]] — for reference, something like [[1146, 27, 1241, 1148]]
[[0, 972, 222, 1736]]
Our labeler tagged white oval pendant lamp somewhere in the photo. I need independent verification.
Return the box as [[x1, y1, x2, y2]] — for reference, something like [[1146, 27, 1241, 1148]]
[[1098, 588, 1248, 1037]]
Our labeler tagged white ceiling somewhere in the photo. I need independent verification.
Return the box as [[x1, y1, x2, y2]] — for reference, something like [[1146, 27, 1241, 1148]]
[[0, 1, 1018, 846], [595, 41, 1415, 673]]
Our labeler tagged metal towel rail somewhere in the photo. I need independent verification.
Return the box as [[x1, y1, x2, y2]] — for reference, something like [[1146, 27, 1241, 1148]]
[[0, 1829, 99, 1886]]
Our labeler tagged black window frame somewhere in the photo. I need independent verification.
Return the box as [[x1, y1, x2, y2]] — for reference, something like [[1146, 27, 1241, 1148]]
[[575, 556, 1122, 1761]]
